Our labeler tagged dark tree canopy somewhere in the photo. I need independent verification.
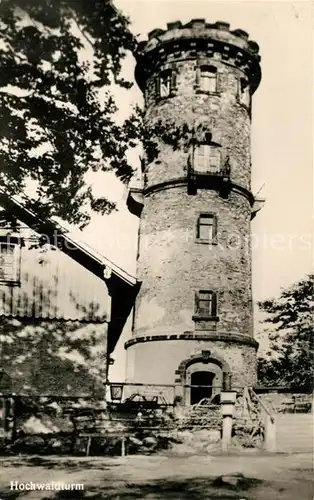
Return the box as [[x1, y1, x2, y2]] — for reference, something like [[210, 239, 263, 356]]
[[0, 0, 139, 227], [257, 275, 313, 390]]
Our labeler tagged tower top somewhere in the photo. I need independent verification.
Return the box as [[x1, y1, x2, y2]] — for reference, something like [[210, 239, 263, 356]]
[[135, 19, 261, 94]]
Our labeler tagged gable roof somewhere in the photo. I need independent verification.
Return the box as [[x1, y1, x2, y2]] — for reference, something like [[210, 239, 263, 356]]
[[0, 188, 139, 353]]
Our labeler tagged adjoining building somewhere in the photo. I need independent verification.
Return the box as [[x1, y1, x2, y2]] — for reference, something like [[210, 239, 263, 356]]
[[0, 189, 137, 397]]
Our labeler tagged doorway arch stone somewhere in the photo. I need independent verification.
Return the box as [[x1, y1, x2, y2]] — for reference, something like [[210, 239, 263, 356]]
[[174, 350, 231, 405]]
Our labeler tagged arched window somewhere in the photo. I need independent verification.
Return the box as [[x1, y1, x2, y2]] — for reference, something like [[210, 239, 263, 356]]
[[199, 65, 217, 92]]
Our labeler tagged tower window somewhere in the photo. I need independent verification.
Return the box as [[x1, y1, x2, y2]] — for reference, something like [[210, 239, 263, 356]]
[[159, 70, 171, 97], [195, 291, 217, 317], [157, 69, 176, 98], [199, 66, 217, 92], [239, 78, 250, 106], [197, 214, 217, 242], [0, 241, 21, 284], [194, 144, 221, 173]]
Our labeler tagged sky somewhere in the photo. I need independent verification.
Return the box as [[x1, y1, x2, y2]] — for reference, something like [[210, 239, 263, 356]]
[[85, 0, 313, 299], [70, 0, 313, 379]]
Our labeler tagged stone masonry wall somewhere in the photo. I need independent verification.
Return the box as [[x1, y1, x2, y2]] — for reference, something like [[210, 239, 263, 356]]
[[126, 339, 257, 400], [144, 57, 251, 190], [134, 187, 253, 338]]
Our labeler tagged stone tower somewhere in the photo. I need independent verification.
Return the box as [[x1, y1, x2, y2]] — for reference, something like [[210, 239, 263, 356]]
[[126, 19, 262, 404]]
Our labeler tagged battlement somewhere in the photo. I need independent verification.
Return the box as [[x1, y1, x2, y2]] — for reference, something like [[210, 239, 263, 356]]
[[145, 19, 259, 53], [135, 19, 261, 93]]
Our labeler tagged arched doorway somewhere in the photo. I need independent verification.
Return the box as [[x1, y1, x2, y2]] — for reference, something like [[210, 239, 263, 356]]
[[185, 360, 223, 405], [175, 351, 229, 405], [190, 371, 215, 405]]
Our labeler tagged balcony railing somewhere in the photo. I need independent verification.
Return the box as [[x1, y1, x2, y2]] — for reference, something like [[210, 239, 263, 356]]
[[193, 165, 224, 176], [187, 157, 231, 195]]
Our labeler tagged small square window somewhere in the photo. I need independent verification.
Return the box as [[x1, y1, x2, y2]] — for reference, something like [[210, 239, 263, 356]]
[[0, 241, 20, 284], [195, 290, 217, 317], [197, 214, 217, 242]]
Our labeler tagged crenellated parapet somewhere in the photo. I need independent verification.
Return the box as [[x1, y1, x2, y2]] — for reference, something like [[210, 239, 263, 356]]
[[135, 19, 261, 95]]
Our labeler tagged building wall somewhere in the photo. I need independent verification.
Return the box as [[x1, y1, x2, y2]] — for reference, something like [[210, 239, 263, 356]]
[[0, 226, 111, 396], [0, 319, 107, 396], [0, 233, 110, 321], [126, 337, 256, 403], [134, 188, 253, 337], [126, 338, 257, 387]]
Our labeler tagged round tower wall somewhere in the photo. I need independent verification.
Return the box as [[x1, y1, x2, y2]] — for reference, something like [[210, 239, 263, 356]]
[[144, 55, 252, 191], [134, 188, 253, 338], [125, 19, 261, 393], [125, 338, 257, 396]]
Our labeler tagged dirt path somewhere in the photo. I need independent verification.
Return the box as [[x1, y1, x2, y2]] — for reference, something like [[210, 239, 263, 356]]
[[0, 453, 312, 499]]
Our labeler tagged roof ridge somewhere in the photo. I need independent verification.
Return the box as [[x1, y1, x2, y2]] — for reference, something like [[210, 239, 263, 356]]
[[0, 187, 137, 286]]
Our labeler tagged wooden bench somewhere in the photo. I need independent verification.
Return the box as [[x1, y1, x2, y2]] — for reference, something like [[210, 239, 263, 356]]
[[64, 404, 175, 457], [64, 407, 133, 456], [77, 431, 128, 457]]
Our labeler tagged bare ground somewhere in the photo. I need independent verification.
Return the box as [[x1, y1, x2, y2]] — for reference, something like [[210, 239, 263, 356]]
[[0, 452, 312, 500]]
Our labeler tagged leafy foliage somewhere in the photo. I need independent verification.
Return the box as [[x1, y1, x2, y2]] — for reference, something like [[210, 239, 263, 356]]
[[257, 275, 313, 390], [0, 0, 138, 227], [125, 109, 226, 176]]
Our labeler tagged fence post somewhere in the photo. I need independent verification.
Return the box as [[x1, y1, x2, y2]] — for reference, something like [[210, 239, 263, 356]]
[[264, 414, 276, 452], [220, 390, 237, 452], [121, 437, 126, 457]]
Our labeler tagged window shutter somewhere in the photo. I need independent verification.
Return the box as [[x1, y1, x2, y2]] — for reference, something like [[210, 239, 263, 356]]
[[155, 76, 160, 98], [213, 216, 218, 240], [195, 292, 200, 314], [216, 71, 223, 93], [187, 144, 197, 195], [171, 71, 177, 91], [195, 66, 200, 86], [0, 241, 21, 282], [171, 66, 177, 91], [196, 215, 200, 239], [212, 292, 217, 316]]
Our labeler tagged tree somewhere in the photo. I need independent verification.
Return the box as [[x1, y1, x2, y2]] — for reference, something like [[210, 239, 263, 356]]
[[0, 0, 138, 227], [257, 275, 313, 390]]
